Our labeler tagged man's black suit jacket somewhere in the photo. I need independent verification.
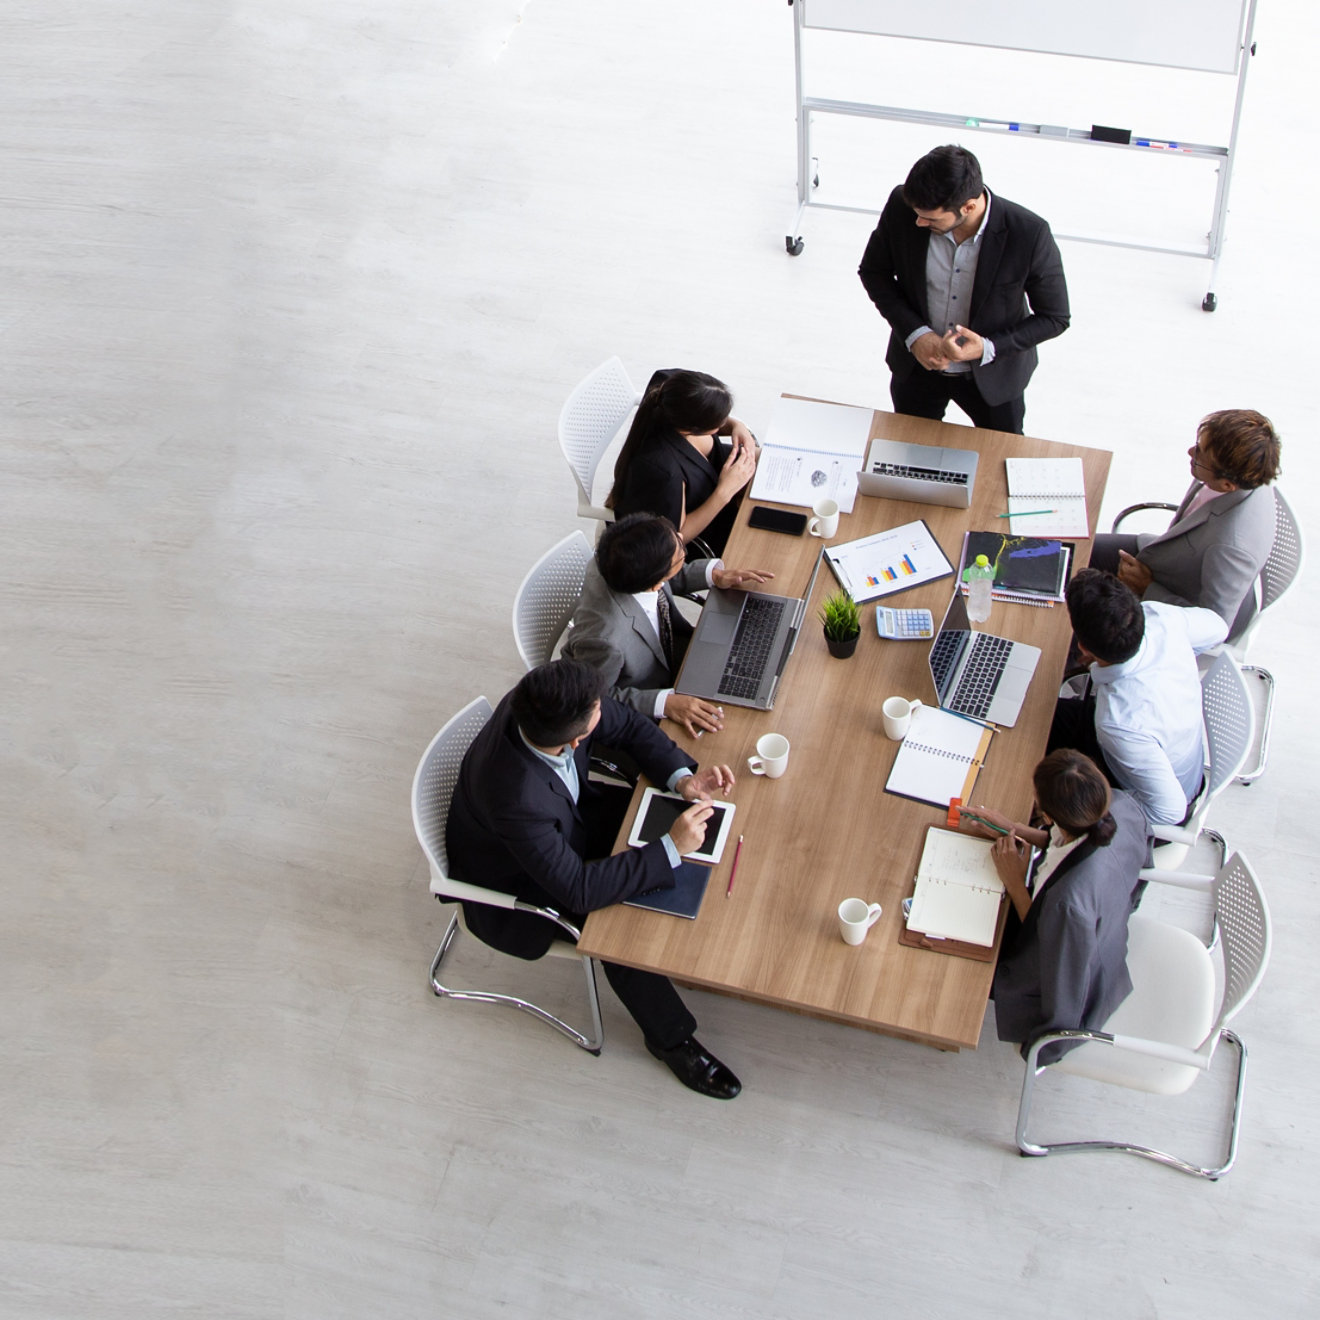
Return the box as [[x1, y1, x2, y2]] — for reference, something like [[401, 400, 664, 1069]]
[[446, 692, 695, 959], [858, 186, 1070, 407]]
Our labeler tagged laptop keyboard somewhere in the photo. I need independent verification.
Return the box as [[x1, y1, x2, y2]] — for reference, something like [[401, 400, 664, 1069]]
[[874, 463, 968, 486], [717, 595, 786, 700], [949, 635, 1011, 719]]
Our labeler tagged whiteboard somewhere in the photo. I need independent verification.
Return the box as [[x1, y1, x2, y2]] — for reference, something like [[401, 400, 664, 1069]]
[[802, 0, 1248, 75]]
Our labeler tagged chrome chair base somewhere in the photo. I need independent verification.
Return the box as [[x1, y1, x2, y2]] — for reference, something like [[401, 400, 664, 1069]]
[[1015, 1028, 1248, 1181], [428, 910, 605, 1055]]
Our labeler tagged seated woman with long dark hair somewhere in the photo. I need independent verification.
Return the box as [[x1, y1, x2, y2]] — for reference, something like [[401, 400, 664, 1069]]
[[960, 749, 1152, 1062], [608, 369, 759, 559]]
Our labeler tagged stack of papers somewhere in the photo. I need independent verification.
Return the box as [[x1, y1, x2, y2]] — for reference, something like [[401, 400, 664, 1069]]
[[749, 396, 874, 513]]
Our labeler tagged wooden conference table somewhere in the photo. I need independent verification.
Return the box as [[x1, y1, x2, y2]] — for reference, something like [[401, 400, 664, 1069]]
[[579, 404, 1111, 1050]]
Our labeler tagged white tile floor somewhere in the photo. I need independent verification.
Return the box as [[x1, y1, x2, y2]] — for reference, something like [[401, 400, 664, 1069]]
[[2, 2, 1316, 1316]]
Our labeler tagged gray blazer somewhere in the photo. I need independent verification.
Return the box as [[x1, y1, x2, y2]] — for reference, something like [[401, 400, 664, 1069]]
[[993, 791, 1152, 1063], [561, 559, 712, 715], [1137, 482, 1276, 640]]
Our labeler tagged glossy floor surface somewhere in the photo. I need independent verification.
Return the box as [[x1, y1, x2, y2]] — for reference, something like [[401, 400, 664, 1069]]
[[3, 3, 1316, 1316]]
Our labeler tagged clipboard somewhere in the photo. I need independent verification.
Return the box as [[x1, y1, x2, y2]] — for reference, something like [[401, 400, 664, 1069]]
[[823, 519, 954, 603]]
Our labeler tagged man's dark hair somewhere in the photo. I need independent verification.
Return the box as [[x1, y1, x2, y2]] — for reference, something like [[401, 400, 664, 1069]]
[[596, 513, 683, 594], [1065, 568, 1145, 664], [512, 659, 606, 747], [903, 144, 985, 214]]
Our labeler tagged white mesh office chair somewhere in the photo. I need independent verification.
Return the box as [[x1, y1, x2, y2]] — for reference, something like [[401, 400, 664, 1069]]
[[1149, 650, 1254, 871], [512, 530, 593, 670], [1016, 851, 1271, 1180], [412, 697, 604, 1053], [558, 356, 642, 522]]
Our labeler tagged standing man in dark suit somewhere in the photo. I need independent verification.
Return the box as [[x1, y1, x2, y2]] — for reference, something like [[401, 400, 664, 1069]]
[[858, 144, 1070, 435], [446, 658, 743, 1099]]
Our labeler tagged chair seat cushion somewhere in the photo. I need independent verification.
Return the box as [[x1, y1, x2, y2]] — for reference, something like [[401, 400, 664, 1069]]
[[1055, 916, 1216, 1095]]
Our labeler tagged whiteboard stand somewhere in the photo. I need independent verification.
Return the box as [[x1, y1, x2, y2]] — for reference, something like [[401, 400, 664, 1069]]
[[785, 0, 1258, 311]]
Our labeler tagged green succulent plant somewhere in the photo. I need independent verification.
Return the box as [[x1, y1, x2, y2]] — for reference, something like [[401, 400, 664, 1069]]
[[819, 589, 861, 641]]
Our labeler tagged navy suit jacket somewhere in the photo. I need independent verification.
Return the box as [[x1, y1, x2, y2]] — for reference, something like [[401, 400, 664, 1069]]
[[445, 692, 695, 958], [859, 186, 1070, 406]]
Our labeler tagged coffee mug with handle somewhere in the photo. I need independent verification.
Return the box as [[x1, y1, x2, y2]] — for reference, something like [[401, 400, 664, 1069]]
[[747, 732, 790, 779], [838, 897, 883, 946], [882, 695, 923, 740], [808, 497, 840, 539]]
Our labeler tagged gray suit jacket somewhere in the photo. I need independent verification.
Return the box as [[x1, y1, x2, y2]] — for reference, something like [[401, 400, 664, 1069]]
[[993, 791, 1152, 1063], [561, 559, 712, 715], [1137, 483, 1275, 640]]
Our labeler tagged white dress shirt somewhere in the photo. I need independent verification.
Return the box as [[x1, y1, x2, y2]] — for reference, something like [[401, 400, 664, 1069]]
[[1089, 602, 1228, 826]]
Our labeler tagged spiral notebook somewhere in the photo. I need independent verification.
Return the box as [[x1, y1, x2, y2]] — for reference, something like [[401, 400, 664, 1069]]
[[905, 827, 1005, 947], [1005, 457, 1089, 537], [884, 704, 994, 809]]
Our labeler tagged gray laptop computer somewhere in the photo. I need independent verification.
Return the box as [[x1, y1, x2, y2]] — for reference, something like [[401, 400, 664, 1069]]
[[674, 549, 826, 710], [857, 438, 978, 509], [927, 589, 1042, 727]]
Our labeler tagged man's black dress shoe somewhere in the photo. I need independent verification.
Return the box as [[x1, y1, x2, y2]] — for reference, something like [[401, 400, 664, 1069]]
[[646, 1036, 741, 1099]]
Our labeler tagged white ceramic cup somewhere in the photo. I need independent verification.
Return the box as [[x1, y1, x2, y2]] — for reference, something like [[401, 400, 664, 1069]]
[[808, 497, 840, 539], [882, 695, 923, 741], [747, 732, 791, 778], [838, 897, 884, 946]]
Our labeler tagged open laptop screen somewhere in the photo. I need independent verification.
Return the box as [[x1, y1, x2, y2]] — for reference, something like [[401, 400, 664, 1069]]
[[927, 590, 974, 707]]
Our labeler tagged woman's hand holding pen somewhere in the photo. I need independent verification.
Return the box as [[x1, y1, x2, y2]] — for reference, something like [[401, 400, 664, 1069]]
[[958, 803, 1013, 839]]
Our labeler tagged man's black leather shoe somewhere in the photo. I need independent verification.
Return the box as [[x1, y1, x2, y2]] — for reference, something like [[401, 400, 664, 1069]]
[[646, 1036, 742, 1099]]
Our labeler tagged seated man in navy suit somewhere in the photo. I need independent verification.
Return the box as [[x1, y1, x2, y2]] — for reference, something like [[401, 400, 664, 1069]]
[[563, 513, 773, 737], [446, 658, 742, 1099]]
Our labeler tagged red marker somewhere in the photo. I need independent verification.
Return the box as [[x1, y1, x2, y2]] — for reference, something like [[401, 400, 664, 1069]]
[[726, 835, 745, 898]]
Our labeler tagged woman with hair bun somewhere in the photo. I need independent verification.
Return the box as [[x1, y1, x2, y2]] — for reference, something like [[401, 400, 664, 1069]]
[[960, 749, 1152, 1062], [608, 368, 759, 558]]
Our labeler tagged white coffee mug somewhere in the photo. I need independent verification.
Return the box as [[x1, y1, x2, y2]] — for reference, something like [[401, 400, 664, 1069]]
[[882, 695, 923, 741], [747, 732, 790, 779], [808, 497, 840, 539], [838, 897, 883, 946]]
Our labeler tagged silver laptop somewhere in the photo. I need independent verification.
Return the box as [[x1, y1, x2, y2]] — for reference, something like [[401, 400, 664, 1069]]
[[927, 590, 1041, 727], [857, 438, 978, 509], [674, 550, 826, 710]]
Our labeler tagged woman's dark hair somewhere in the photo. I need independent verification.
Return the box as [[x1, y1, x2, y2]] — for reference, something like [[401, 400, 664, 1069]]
[[596, 514, 683, 594], [512, 659, 606, 748], [1198, 409, 1282, 490], [1033, 750, 1116, 845], [610, 369, 732, 501], [903, 144, 984, 214]]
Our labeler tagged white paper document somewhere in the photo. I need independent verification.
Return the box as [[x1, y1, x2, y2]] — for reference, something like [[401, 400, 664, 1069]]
[[749, 396, 874, 513], [906, 828, 1005, 947], [1005, 457, 1089, 537]]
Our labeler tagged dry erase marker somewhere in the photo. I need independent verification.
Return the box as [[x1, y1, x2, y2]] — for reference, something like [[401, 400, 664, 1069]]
[[997, 508, 1056, 518], [726, 834, 744, 898]]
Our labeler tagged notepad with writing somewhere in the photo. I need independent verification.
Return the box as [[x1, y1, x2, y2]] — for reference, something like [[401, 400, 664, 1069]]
[[906, 827, 1005, 947], [884, 704, 993, 809], [1005, 456, 1089, 537]]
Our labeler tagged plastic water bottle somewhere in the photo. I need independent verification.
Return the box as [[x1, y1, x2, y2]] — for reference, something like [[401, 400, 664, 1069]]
[[963, 553, 995, 625]]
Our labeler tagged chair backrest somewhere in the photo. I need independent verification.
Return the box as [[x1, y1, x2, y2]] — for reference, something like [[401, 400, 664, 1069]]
[[1199, 650, 1255, 802], [411, 696, 493, 883], [557, 357, 641, 515], [1212, 852, 1271, 1028], [1259, 488, 1304, 615], [512, 531, 593, 670]]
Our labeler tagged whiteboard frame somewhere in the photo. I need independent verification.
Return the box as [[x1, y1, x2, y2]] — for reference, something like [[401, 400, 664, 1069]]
[[786, 0, 1259, 308]]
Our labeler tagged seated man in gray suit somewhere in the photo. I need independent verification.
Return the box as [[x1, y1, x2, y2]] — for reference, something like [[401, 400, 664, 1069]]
[[1089, 409, 1282, 640], [563, 513, 773, 737]]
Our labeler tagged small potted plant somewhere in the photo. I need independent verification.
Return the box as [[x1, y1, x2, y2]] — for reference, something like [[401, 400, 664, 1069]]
[[819, 589, 861, 659]]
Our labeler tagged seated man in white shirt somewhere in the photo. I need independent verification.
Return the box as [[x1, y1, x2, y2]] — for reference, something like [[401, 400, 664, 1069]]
[[562, 513, 774, 737], [1048, 568, 1228, 827]]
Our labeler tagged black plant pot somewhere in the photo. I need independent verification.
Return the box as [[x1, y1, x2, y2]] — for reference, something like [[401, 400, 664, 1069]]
[[824, 630, 859, 659]]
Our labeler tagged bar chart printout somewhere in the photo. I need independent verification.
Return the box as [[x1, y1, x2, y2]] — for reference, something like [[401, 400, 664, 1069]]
[[823, 520, 956, 604]]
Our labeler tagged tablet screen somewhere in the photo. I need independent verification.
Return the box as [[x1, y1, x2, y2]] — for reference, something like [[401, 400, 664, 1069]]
[[626, 789, 736, 864]]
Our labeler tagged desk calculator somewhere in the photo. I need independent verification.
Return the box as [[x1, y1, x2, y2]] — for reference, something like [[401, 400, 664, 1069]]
[[876, 607, 935, 641]]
